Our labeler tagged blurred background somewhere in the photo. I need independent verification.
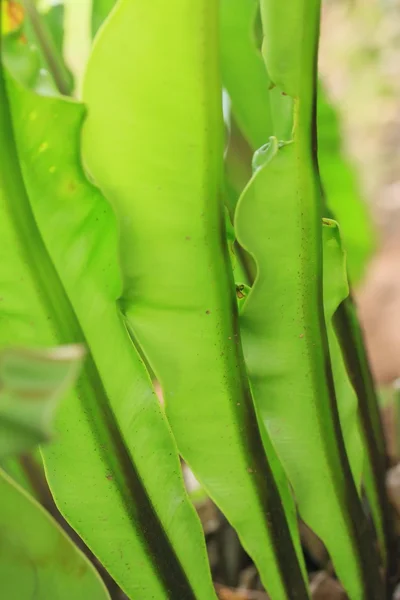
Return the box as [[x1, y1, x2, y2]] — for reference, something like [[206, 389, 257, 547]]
[[319, 0, 400, 462]]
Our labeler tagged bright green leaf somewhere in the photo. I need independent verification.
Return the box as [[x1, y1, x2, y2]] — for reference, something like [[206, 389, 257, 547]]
[[260, 2, 303, 97], [321, 219, 364, 485], [0, 467, 111, 600], [236, 1, 383, 597], [235, 137, 380, 600], [2, 68, 216, 599], [82, 1, 308, 597], [220, 0, 373, 286]]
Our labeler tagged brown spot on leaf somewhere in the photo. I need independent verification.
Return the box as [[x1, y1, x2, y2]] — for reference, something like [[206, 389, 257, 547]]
[[67, 180, 77, 193]]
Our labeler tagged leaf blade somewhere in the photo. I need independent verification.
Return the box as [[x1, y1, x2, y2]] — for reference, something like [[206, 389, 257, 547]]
[[321, 220, 364, 487], [220, 0, 272, 150], [1, 67, 215, 600], [91, 0, 116, 37], [236, 1, 383, 597], [0, 467, 111, 600], [82, 1, 308, 597]]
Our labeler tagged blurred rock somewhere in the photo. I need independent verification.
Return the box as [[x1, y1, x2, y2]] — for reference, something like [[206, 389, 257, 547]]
[[393, 582, 400, 600], [238, 565, 259, 591], [387, 463, 400, 533], [310, 572, 348, 599], [215, 584, 269, 600], [196, 497, 219, 536], [356, 237, 400, 386], [299, 521, 329, 568]]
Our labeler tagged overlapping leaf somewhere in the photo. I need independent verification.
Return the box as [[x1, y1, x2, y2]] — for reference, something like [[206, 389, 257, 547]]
[[91, 0, 116, 37], [0, 467, 111, 600], [321, 220, 363, 485], [235, 1, 383, 597], [235, 136, 379, 600], [81, 1, 308, 597], [220, 0, 373, 286], [1, 64, 215, 598], [220, 0, 272, 150]]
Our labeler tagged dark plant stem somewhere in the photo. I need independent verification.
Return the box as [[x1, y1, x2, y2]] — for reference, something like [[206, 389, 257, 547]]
[[334, 297, 398, 595], [22, 0, 72, 96], [340, 298, 386, 453], [18, 455, 121, 596]]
